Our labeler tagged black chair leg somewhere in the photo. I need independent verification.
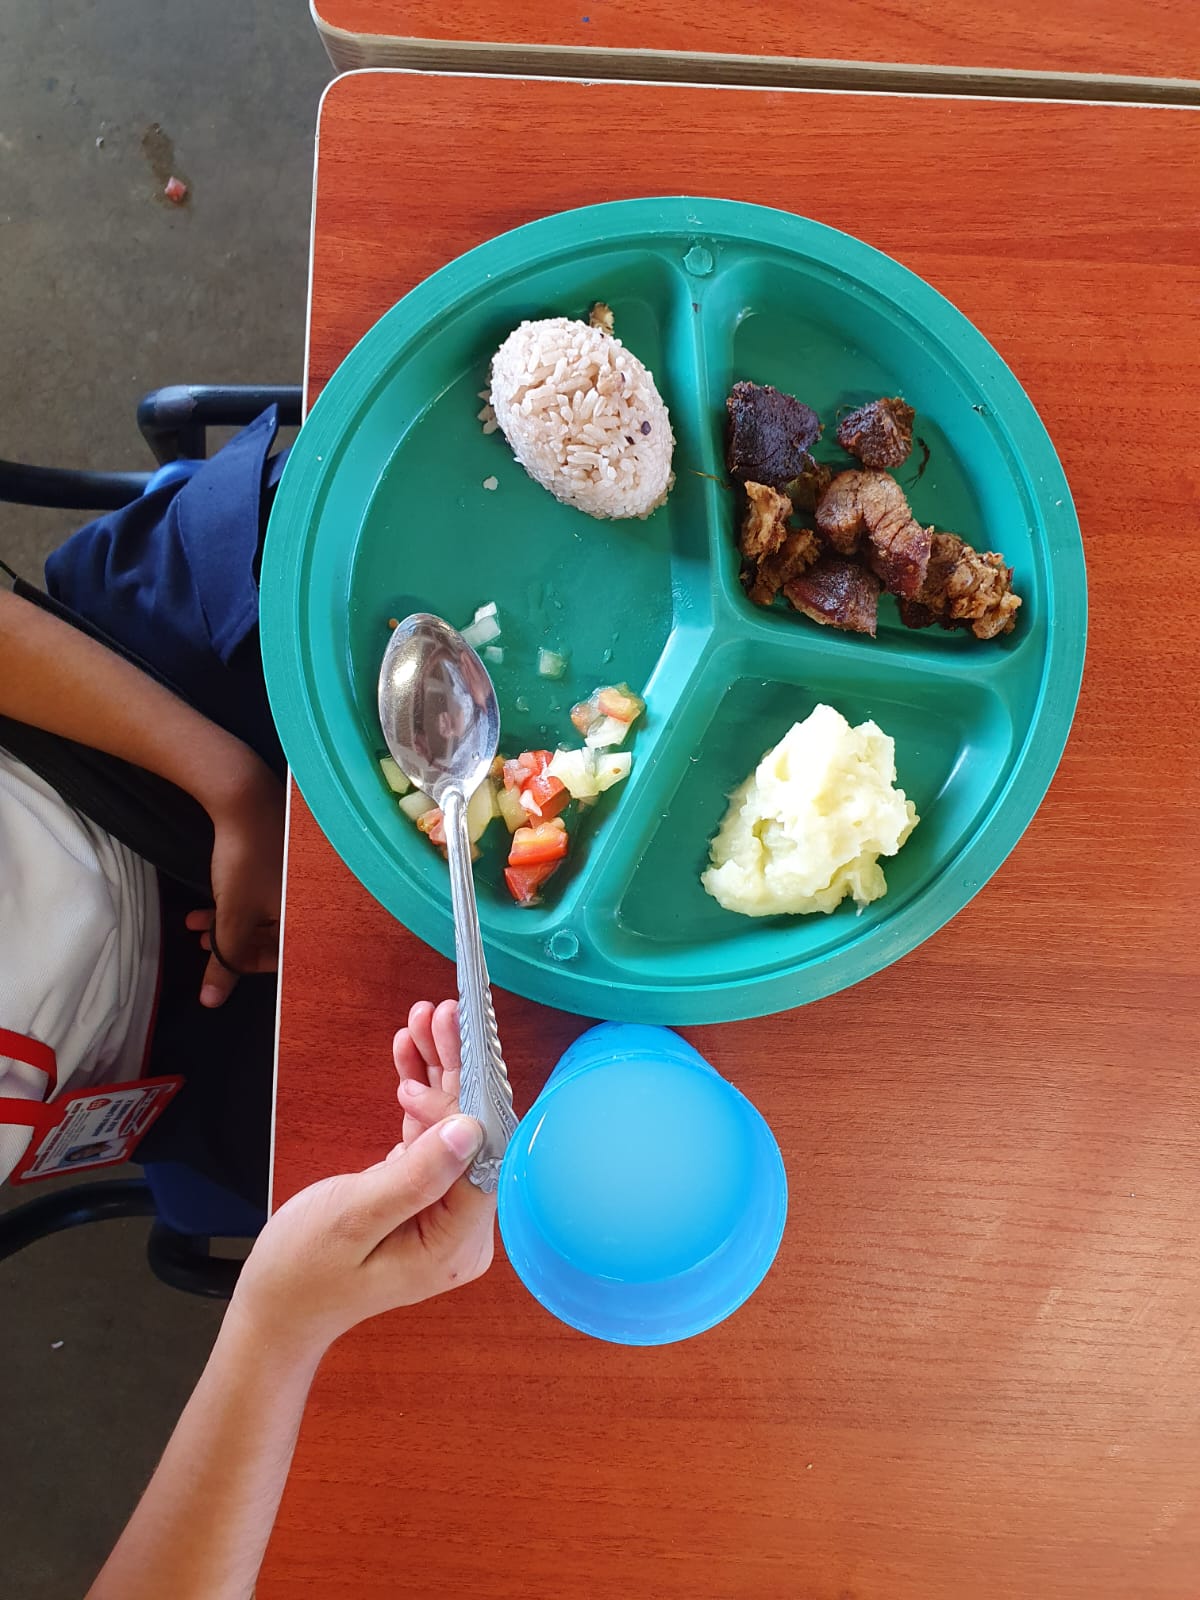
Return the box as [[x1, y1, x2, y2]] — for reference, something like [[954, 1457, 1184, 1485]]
[[146, 1222, 243, 1300], [0, 1178, 156, 1260]]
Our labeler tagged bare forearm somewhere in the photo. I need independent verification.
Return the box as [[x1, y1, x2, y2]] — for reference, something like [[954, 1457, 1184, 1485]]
[[86, 1304, 325, 1600], [0, 586, 268, 817]]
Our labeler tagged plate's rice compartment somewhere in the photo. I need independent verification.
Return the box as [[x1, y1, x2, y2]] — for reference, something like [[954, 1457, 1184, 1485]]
[[261, 198, 1085, 1023]]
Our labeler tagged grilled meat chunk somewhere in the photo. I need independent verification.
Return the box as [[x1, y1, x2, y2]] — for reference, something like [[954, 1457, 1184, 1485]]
[[899, 532, 1021, 640], [727, 381, 822, 488], [739, 482, 820, 606], [836, 396, 915, 468], [784, 555, 881, 636], [747, 528, 822, 606], [739, 480, 792, 563], [816, 469, 931, 600]]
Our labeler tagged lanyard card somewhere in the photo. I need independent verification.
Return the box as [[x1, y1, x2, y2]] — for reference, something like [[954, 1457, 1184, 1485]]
[[4, 1076, 183, 1182]]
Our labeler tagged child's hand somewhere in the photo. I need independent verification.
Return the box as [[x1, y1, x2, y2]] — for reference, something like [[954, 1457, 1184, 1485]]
[[392, 999, 464, 1146], [185, 757, 285, 1007], [231, 1114, 493, 1359], [231, 1000, 493, 1359]]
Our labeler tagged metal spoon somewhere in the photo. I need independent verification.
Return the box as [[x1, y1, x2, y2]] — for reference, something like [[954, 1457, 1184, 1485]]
[[378, 613, 517, 1193]]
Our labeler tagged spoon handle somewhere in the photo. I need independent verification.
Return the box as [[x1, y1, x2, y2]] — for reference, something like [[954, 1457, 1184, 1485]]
[[442, 787, 517, 1193]]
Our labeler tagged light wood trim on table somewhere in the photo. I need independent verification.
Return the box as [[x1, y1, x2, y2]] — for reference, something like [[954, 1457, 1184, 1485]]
[[310, 0, 1200, 101], [264, 71, 1200, 1600]]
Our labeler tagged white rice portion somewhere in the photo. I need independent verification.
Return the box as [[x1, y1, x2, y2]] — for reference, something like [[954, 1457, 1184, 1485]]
[[489, 317, 675, 520]]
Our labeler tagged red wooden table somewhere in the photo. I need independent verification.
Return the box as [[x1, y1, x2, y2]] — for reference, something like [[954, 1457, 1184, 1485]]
[[311, 0, 1200, 88], [264, 71, 1200, 1599]]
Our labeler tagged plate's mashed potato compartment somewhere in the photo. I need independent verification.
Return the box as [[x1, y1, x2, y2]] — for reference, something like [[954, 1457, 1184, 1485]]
[[702, 704, 918, 917]]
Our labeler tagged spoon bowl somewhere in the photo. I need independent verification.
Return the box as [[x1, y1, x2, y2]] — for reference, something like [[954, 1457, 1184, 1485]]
[[378, 613, 500, 804]]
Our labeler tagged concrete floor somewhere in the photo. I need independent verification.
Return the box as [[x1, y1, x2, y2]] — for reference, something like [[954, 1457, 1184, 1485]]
[[0, 4, 330, 1594]]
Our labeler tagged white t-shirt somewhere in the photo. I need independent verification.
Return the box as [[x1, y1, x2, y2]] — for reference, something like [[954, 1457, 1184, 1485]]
[[0, 748, 162, 1181]]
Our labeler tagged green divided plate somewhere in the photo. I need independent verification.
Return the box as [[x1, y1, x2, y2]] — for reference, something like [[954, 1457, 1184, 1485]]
[[261, 197, 1085, 1025]]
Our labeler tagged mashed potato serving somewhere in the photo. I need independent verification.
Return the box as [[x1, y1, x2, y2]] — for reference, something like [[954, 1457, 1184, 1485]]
[[701, 704, 918, 917]]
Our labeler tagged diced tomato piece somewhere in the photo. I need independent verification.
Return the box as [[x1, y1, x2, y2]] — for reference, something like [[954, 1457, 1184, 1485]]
[[521, 749, 552, 778], [524, 773, 570, 819], [572, 685, 644, 735], [596, 684, 644, 723], [508, 818, 569, 867], [503, 749, 553, 791], [504, 860, 561, 906], [416, 807, 446, 847]]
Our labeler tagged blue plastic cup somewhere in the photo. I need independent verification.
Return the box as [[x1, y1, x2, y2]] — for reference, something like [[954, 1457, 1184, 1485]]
[[497, 1023, 788, 1346]]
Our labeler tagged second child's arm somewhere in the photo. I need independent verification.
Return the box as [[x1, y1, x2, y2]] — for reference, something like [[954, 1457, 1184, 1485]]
[[0, 585, 283, 1002]]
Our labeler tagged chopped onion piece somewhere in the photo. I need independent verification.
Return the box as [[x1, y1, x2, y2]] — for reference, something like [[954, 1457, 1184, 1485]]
[[585, 715, 631, 750], [461, 614, 501, 649], [483, 645, 504, 665], [474, 601, 498, 622], [538, 648, 567, 679]]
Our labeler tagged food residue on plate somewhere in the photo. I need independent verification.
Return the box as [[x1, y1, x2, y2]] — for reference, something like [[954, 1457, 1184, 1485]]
[[727, 381, 1021, 640], [701, 703, 918, 917], [486, 309, 674, 520]]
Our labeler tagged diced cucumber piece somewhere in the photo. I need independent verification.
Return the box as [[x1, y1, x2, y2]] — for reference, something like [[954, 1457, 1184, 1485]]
[[399, 791, 436, 823], [548, 746, 632, 799], [547, 747, 600, 799], [379, 755, 411, 796], [593, 751, 632, 792], [496, 784, 527, 833], [467, 780, 497, 844]]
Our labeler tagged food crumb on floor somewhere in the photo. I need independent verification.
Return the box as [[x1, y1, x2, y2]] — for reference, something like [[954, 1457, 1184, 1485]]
[[483, 475, 499, 491], [51, 1340, 64, 1350]]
